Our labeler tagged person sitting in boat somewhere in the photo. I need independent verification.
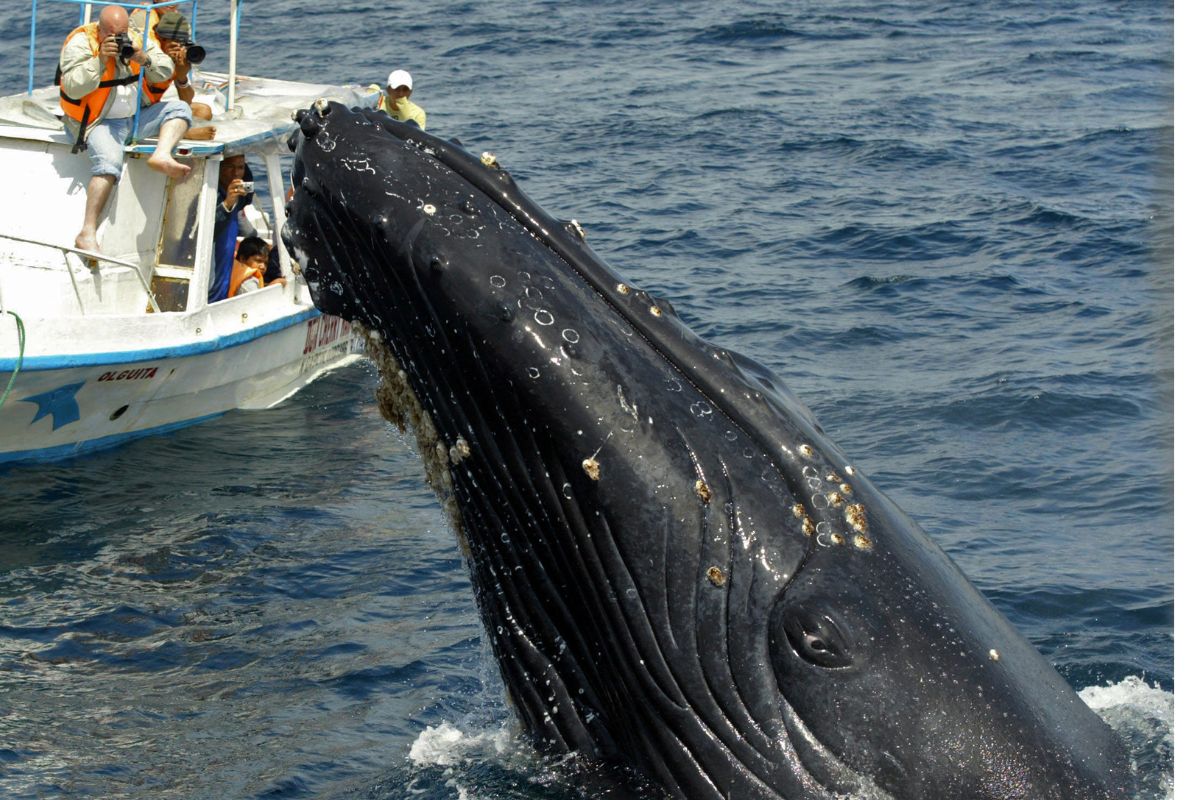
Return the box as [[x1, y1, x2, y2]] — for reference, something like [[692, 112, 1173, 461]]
[[228, 236, 286, 296], [147, 9, 217, 141], [372, 69, 426, 130], [208, 153, 256, 302], [58, 4, 193, 253]]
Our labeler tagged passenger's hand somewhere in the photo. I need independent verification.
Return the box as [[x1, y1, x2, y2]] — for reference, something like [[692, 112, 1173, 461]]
[[162, 40, 188, 67], [223, 179, 250, 210], [98, 35, 121, 60]]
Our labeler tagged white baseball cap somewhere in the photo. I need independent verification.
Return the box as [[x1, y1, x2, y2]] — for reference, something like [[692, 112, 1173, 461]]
[[387, 69, 413, 90]]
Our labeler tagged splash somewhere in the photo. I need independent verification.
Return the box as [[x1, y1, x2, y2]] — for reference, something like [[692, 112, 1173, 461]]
[[1080, 676, 1173, 799], [408, 721, 514, 767]]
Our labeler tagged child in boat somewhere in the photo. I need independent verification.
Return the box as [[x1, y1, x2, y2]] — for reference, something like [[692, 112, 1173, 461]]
[[228, 236, 286, 297]]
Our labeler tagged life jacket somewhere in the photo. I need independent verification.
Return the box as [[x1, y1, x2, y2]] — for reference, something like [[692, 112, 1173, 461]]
[[227, 259, 264, 297], [143, 75, 171, 106], [140, 9, 173, 104], [56, 24, 162, 152], [147, 8, 165, 38]]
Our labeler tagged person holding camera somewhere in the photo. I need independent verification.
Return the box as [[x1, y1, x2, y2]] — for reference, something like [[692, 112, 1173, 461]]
[[58, 4, 192, 253], [208, 153, 259, 302], [150, 10, 215, 140]]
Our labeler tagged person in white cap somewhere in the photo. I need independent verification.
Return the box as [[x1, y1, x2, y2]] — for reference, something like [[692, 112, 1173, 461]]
[[376, 68, 426, 130]]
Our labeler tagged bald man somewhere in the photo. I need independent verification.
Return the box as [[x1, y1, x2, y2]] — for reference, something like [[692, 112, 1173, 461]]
[[58, 4, 193, 252]]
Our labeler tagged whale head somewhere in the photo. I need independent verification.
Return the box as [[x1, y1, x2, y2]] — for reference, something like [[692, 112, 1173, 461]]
[[283, 101, 1133, 800]]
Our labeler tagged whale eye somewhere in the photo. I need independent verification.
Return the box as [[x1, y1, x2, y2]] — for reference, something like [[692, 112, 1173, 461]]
[[783, 610, 852, 669]]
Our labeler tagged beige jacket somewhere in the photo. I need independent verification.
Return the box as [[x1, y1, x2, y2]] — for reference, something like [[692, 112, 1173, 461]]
[[58, 24, 175, 125]]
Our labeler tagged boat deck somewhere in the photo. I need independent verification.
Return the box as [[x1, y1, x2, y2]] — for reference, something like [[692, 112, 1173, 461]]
[[0, 71, 374, 153]]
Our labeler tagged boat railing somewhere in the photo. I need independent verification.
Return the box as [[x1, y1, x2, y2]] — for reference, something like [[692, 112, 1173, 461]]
[[0, 231, 161, 315], [29, 0, 245, 135]]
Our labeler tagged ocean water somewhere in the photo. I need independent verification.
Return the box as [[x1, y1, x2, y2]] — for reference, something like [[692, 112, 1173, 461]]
[[0, 1, 1173, 798]]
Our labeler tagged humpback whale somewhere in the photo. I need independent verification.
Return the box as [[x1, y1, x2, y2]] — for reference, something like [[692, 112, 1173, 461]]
[[282, 101, 1134, 799]]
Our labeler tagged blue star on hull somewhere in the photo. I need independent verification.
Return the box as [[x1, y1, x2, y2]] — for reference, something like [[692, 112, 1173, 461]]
[[21, 381, 86, 431]]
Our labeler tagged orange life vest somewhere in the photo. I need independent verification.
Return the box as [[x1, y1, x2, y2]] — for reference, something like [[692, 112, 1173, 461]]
[[58, 24, 163, 132], [147, 8, 164, 38], [141, 8, 173, 103], [227, 260, 265, 297]]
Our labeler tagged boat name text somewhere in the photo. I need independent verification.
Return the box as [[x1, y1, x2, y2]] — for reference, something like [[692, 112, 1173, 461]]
[[304, 316, 353, 354], [98, 367, 158, 382]]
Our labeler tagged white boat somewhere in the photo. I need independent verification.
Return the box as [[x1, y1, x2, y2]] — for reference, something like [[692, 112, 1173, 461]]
[[0, 1, 370, 463]]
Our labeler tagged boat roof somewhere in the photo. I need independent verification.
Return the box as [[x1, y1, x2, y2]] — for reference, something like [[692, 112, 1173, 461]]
[[8, 0, 378, 156], [0, 71, 375, 157]]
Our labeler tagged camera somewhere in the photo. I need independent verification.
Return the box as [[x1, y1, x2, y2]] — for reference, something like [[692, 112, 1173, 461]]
[[182, 40, 206, 65], [161, 33, 207, 65], [237, 180, 255, 195], [112, 32, 136, 63]]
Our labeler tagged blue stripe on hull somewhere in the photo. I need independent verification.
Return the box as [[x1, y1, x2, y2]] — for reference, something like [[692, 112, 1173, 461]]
[[0, 413, 227, 464], [0, 308, 321, 372]]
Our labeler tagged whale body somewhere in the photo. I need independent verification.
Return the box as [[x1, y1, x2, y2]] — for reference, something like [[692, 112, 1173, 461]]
[[282, 101, 1134, 799]]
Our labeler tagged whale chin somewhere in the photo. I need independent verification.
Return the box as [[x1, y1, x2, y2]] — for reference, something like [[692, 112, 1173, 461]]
[[282, 100, 1135, 800]]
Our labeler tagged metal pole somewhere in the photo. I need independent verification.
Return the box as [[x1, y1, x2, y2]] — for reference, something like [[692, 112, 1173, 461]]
[[83, 2, 93, 24], [62, 252, 87, 315], [129, 4, 152, 143], [227, 0, 238, 110], [187, 2, 198, 89], [187, 157, 221, 312], [27, 0, 38, 96], [264, 152, 294, 295]]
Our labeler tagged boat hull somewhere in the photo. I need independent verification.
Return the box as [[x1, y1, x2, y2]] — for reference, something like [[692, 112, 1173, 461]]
[[0, 310, 359, 463]]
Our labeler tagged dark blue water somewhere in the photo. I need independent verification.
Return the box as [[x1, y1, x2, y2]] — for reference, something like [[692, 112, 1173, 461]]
[[0, 1, 1172, 798]]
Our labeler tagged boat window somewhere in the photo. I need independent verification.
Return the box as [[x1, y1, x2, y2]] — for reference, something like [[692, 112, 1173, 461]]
[[244, 153, 274, 235], [158, 158, 205, 269]]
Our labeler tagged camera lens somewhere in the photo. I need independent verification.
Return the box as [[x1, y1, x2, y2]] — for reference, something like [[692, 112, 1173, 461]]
[[114, 33, 135, 62], [186, 43, 206, 64]]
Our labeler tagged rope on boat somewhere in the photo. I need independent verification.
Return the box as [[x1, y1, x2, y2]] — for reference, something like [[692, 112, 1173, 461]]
[[0, 310, 26, 411]]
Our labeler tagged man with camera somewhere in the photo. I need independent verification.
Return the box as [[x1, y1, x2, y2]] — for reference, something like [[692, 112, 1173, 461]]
[[149, 10, 216, 140], [58, 4, 192, 253]]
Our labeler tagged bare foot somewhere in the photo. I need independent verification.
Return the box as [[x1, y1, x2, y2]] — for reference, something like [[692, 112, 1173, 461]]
[[75, 231, 99, 252], [147, 153, 192, 179], [184, 125, 217, 141]]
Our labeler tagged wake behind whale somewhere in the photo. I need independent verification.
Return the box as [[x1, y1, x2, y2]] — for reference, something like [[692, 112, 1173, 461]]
[[282, 101, 1134, 799]]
